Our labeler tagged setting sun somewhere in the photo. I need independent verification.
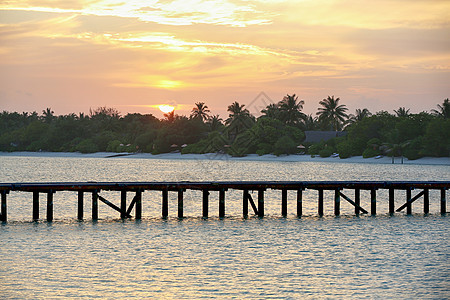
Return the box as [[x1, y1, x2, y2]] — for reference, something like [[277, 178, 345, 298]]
[[159, 104, 175, 114]]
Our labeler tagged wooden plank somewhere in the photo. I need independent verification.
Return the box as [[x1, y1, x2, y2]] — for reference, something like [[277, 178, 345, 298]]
[[178, 190, 184, 219], [423, 188, 429, 214], [162, 190, 168, 218], [441, 189, 446, 214], [406, 189, 412, 215], [78, 191, 84, 221], [121, 191, 127, 219], [135, 190, 142, 220], [243, 190, 248, 218], [1, 191, 7, 222], [355, 189, 360, 215], [92, 191, 98, 221], [396, 190, 425, 212], [371, 189, 376, 215], [334, 189, 340, 216], [318, 189, 323, 216], [389, 188, 395, 214], [339, 192, 368, 214], [203, 190, 209, 218]]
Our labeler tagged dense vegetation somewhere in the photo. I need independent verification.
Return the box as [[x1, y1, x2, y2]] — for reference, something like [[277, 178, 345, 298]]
[[1, 97, 449, 159]]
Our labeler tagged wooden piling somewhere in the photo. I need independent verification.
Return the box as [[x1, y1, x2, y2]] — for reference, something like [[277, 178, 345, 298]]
[[318, 189, 323, 216], [355, 189, 360, 215], [78, 191, 84, 220], [135, 190, 142, 220], [297, 189, 302, 217], [406, 188, 412, 215], [441, 189, 446, 214], [162, 190, 168, 218], [92, 190, 98, 221], [121, 191, 127, 219], [258, 190, 264, 218], [423, 188, 429, 214], [178, 190, 184, 219], [1, 191, 7, 222], [389, 188, 395, 214], [281, 189, 287, 217], [33, 191, 39, 221], [334, 189, 340, 216], [243, 190, 249, 218], [46, 191, 54, 222], [202, 190, 209, 218], [219, 189, 225, 218], [371, 189, 376, 215]]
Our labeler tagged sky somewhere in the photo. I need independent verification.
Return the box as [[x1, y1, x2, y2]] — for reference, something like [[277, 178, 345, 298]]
[[0, 0, 449, 119]]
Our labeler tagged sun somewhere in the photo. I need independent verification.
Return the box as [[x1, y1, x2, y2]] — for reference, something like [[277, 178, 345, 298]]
[[158, 104, 175, 113]]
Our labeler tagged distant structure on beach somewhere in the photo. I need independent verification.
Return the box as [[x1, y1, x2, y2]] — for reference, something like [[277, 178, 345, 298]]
[[304, 131, 347, 143]]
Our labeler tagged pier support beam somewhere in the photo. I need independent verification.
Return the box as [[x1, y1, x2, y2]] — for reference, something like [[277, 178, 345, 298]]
[[423, 189, 429, 214], [120, 191, 127, 219], [135, 190, 142, 220], [202, 190, 209, 218], [162, 190, 168, 219], [334, 189, 340, 216], [219, 189, 225, 218], [33, 191, 39, 221], [441, 189, 446, 214], [389, 188, 395, 215], [371, 189, 376, 216], [318, 189, 324, 216], [281, 189, 287, 217], [46, 191, 54, 222], [1, 191, 7, 222], [406, 189, 412, 215], [355, 189, 360, 215], [243, 190, 249, 218], [297, 189, 303, 217], [178, 190, 184, 219], [92, 190, 98, 221], [258, 190, 264, 218], [78, 191, 84, 221]]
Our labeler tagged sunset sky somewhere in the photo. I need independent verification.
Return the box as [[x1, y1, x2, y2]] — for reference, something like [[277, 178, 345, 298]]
[[1, 0, 449, 118]]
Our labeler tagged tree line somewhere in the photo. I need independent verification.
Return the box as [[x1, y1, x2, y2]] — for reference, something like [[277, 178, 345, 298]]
[[0, 97, 448, 159]]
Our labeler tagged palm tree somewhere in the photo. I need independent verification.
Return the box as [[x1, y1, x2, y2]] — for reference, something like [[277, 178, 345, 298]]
[[302, 114, 318, 131], [163, 110, 176, 123], [226, 101, 254, 138], [278, 94, 306, 125], [190, 102, 210, 122], [316, 95, 348, 131], [207, 115, 224, 131], [394, 107, 410, 117], [261, 103, 280, 119], [348, 108, 372, 123], [42, 108, 54, 123], [431, 98, 450, 118]]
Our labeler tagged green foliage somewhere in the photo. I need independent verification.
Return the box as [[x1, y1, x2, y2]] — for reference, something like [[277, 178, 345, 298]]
[[336, 142, 353, 159], [75, 139, 99, 153], [362, 148, 379, 158], [319, 147, 334, 158], [273, 135, 297, 156]]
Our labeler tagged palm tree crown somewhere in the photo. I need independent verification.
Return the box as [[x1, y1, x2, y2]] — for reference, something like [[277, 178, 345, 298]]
[[431, 98, 450, 119], [226, 101, 254, 137], [394, 107, 410, 117], [190, 102, 210, 122], [316, 95, 348, 131], [279, 94, 306, 125]]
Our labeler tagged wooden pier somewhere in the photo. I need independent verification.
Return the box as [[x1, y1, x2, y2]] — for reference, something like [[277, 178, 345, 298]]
[[0, 181, 448, 222]]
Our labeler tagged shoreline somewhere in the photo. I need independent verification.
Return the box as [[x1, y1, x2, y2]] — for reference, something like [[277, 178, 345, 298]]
[[1, 151, 449, 166]]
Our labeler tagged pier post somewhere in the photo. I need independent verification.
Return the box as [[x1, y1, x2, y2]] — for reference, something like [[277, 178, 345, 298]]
[[178, 189, 184, 219], [355, 189, 360, 215], [135, 190, 142, 220], [33, 191, 39, 221], [318, 189, 324, 216], [46, 191, 54, 222], [243, 190, 249, 218], [78, 191, 84, 220], [297, 189, 302, 217], [202, 190, 209, 218], [281, 189, 287, 217], [258, 189, 264, 218], [162, 190, 168, 219], [121, 191, 127, 219], [389, 188, 395, 214], [371, 189, 376, 215], [219, 189, 225, 218], [334, 189, 340, 216], [406, 188, 412, 215], [1, 191, 7, 222], [441, 189, 446, 214], [92, 190, 98, 221], [423, 189, 429, 214]]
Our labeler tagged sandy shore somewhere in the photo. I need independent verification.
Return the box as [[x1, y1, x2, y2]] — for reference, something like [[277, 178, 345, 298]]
[[1, 151, 449, 166]]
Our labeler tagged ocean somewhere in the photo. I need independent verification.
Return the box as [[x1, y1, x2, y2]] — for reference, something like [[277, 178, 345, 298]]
[[1, 154, 449, 299]]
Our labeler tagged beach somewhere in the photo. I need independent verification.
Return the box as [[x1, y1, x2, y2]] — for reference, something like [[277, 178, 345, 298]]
[[1, 151, 449, 166]]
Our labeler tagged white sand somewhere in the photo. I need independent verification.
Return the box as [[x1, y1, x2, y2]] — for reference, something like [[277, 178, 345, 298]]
[[1, 151, 449, 166]]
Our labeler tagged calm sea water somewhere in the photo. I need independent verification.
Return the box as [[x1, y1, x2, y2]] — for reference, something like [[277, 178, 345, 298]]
[[1, 154, 449, 299]]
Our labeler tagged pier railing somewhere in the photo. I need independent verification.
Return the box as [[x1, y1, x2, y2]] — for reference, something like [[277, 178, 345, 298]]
[[0, 181, 448, 222]]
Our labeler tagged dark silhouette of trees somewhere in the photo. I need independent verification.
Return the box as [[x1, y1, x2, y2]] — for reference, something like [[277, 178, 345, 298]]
[[394, 107, 410, 117], [431, 98, 450, 119], [190, 102, 210, 122], [316, 96, 348, 131]]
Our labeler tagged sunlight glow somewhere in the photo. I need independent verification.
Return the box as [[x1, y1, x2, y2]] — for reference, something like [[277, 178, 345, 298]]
[[158, 105, 175, 114]]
